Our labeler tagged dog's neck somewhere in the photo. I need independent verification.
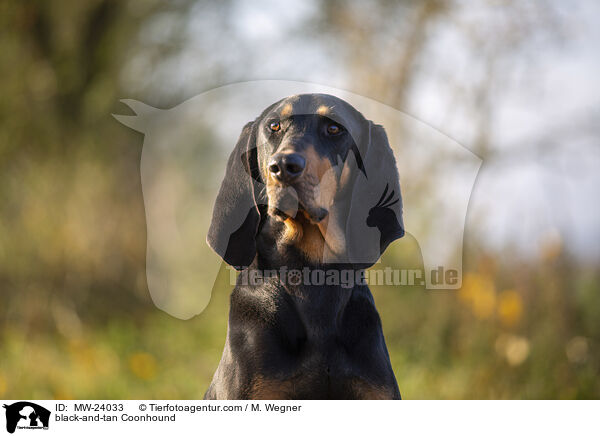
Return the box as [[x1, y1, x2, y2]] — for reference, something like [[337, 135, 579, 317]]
[[241, 216, 370, 329], [256, 215, 339, 270], [252, 215, 368, 290]]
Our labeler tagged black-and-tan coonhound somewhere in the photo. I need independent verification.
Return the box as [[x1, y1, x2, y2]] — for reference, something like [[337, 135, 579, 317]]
[[205, 94, 404, 399]]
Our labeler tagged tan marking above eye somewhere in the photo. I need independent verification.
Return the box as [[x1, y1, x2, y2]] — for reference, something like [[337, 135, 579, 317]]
[[269, 121, 280, 132], [317, 105, 330, 115], [280, 103, 292, 117]]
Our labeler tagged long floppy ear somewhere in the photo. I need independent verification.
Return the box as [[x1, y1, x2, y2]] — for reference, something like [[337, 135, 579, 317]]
[[207, 121, 262, 269], [345, 121, 404, 266]]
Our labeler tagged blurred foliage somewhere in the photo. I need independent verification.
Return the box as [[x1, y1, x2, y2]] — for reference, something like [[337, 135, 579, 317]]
[[2, 237, 599, 399], [1, 0, 599, 399]]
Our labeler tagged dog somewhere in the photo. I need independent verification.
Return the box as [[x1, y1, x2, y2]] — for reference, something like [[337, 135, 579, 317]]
[[205, 93, 404, 399]]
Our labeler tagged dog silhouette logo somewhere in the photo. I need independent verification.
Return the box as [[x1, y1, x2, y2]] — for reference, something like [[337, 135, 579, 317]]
[[3, 402, 50, 434]]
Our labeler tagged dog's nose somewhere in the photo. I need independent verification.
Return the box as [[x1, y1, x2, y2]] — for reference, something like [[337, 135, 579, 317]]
[[268, 153, 306, 183]]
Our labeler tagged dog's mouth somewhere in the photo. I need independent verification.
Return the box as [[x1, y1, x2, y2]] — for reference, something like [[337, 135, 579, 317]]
[[268, 189, 328, 224], [270, 202, 328, 224], [300, 203, 328, 223], [267, 186, 346, 259]]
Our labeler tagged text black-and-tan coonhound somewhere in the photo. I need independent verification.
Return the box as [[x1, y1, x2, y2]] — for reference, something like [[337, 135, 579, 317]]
[[205, 94, 404, 399]]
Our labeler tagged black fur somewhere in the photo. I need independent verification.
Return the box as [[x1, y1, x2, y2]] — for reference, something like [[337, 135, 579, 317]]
[[205, 94, 403, 399]]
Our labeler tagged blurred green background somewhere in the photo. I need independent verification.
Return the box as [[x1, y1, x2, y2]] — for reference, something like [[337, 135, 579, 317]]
[[1, 0, 599, 399]]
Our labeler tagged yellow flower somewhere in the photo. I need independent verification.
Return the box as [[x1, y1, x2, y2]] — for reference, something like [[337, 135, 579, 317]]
[[495, 334, 530, 366], [129, 352, 157, 381], [498, 290, 524, 327], [458, 273, 496, 320]]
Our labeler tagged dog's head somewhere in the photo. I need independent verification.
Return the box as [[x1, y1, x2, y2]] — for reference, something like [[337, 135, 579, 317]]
[[207, 93, 404, 268]]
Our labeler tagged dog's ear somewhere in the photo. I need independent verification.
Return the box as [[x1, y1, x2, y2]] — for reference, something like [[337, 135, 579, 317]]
[[207, 121, 263, 269], [345, 121, 404, 266]]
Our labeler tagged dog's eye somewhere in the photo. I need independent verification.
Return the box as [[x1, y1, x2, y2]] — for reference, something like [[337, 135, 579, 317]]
[[327, 123, 342, 135], [269, 121, 281, 132]]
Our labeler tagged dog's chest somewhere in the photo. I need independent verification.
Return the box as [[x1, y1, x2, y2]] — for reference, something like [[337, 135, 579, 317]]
[[262, 288, 392, 396], [228, 279, 397, 399]]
